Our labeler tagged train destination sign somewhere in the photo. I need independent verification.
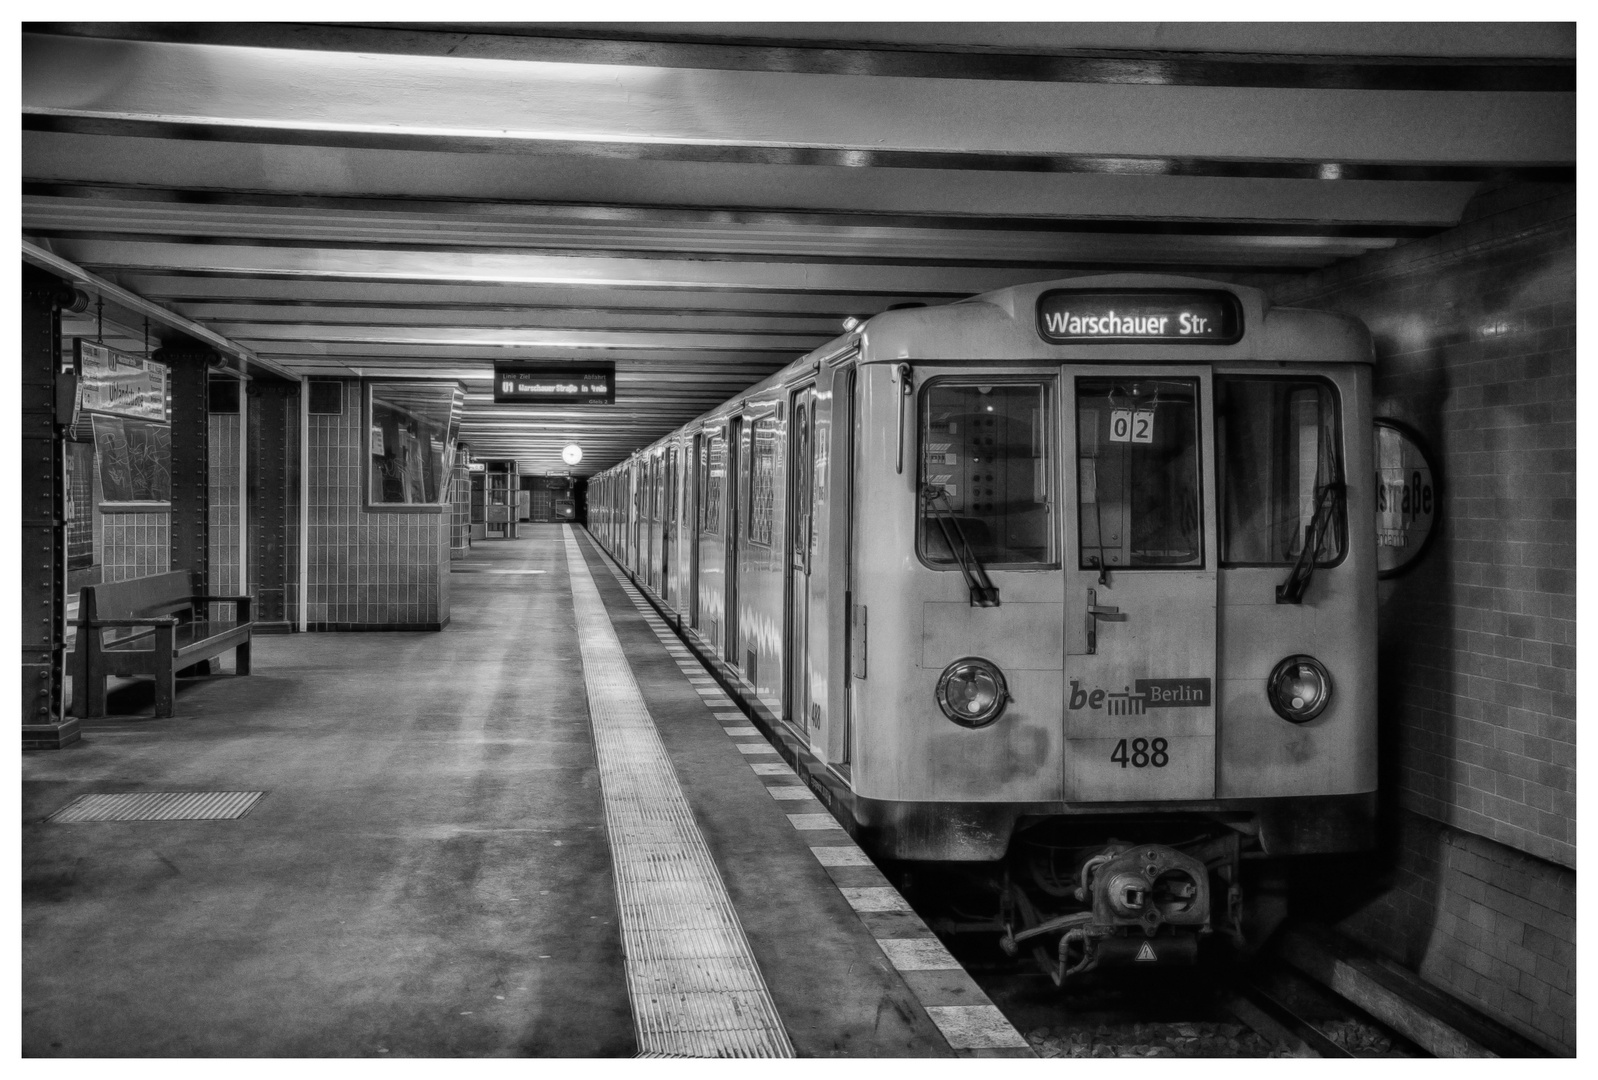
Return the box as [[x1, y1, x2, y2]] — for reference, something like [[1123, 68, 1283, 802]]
[[1036, 290, 1242, 345], [493, 362, 616, 405]]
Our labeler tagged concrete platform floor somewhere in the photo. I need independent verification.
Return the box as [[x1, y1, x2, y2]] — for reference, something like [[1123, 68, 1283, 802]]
[[21, 527, 955, 1057]]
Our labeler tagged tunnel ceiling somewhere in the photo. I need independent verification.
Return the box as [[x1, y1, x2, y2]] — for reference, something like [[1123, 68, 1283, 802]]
[[21, 22, 1575, 475]]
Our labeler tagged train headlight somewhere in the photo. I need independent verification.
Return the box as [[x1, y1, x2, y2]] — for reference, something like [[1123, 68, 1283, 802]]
[[1268, 655, 1332, 723], [936, 657, 1009, 728]]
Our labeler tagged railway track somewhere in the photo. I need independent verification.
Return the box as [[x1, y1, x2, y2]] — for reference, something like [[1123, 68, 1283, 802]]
[[968, 952, 1421, 1059]]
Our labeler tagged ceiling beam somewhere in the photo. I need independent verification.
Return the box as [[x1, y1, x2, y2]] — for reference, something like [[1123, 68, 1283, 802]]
[[38, 237, 1103, 293], [22, 22, 1576, 90], [21, 183, 1450, 238], [22, 35, 1575, 173], [23, 133, 1488, 225]]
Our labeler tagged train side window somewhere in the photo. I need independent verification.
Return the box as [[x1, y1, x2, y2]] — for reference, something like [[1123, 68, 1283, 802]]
[[748, 414, 781, 547], [919, 380, 1054, 567], [1216, 377, 1344, 566], [702, 431, 726, 534], [1077, 377, 1202, 569]]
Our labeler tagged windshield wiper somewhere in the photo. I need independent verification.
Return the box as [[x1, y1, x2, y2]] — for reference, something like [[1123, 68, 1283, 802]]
[[1276, 481, 1345, 604], [921, 484, 1000, 607]]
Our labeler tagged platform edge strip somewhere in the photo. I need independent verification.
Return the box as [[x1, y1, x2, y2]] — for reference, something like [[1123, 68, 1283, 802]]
[[581, 526, 1035, 1057], [562, 526, 795, 1059]]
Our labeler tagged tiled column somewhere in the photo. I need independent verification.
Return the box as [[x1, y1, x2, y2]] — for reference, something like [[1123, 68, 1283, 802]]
[[248, 377, 299, 628], [450, 457, 472, 558], [157, 342, 215, 593], [208, 381, 241, 621], [306, 380, 451, 630]]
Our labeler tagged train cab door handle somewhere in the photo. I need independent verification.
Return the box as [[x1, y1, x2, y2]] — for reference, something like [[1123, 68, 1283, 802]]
[[1085, 588, 1127, 654]]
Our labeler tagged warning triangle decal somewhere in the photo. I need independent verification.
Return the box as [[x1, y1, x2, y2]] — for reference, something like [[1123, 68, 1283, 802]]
[[1135, 941, 1157, 962]]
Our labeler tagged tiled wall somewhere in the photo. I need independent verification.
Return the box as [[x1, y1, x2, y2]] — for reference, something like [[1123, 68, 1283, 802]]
[[1334, 809, 1575, 1053], [304, 381, 451, 630], [450, 459, 472, 558], [1265, 187, 1575, 1052], [208, 411, 241, 620], [100, 512, 170, 583]]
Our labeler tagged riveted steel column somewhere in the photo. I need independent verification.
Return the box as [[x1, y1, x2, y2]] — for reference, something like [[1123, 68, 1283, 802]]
[[21, 265, 77, 749], [157, 344, 213, 595], [248, 377, 295, 628]]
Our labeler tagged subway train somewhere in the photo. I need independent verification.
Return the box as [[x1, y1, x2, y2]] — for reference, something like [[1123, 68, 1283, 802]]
[[589, 274, 1377, 982]]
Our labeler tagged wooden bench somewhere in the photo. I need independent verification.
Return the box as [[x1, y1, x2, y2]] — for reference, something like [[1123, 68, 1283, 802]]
[[70, 570, 253, 719]]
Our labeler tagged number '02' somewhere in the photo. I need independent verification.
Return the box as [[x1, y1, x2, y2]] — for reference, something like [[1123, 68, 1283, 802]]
[[1111, 737, 1169, 768]]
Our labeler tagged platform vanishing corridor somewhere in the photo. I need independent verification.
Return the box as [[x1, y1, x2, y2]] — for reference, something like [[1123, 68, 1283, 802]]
[[21, 526, 977, 1057]]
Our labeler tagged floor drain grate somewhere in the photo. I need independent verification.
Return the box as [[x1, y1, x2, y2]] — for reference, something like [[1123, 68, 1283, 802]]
[[48, 791, 266, 822]]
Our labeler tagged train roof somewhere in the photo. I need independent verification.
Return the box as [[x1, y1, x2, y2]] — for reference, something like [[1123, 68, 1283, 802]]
[[602, 273, 1372, 471]]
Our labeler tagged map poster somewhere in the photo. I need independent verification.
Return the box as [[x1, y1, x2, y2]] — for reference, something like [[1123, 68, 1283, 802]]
[[92, 414, 172, 504], [76, 339, 169, 422]]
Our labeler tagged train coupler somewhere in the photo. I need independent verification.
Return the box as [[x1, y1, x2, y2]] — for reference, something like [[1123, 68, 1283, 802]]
[[1008, 841, 1214, 984], [1079, 842, 1212, 934]]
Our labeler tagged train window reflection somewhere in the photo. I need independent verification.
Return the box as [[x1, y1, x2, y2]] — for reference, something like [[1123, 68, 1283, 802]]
[[701, 432, 725, 534], [1077, 378, 1202, 569], [919, 381, 1054, 567], [748, 414, 781, 547], [1216, 378, 1344, 566]]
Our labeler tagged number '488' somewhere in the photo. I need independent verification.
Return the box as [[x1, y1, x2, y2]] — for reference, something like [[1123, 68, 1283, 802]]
[[1111, 737, 1169, 768]]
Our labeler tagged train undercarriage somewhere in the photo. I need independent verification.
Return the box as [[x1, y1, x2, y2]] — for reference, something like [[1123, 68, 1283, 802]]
[[889, 816, 1297, 986]]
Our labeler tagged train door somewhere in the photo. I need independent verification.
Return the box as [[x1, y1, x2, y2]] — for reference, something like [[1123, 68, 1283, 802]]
[[1063, 368, 1219, 801], [663, 445, 678, 607], [630, 465, 642, 571], [723, 416, 743, 664], [785, 384, 817, 734], [840, 367, 860, 771], [649, 453, 663, 593], [687, 433, 701, 629]]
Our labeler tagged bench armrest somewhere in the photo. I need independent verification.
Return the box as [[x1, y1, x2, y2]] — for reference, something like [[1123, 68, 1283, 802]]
[[72, 616, 179, 628]]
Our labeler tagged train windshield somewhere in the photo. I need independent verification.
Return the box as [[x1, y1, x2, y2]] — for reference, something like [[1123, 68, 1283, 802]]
[[919, 381, 1054, 566], [1077, 377, 1203, 569], [1216, 377, 1345, 566]]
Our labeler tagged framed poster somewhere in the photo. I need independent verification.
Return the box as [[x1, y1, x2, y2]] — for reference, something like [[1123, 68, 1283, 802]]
[[91, 414, 172, 504], [1373, 418, 1438, 578]]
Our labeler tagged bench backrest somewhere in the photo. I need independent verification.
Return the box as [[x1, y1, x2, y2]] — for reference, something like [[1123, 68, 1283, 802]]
[[80, 570, 195, 624]]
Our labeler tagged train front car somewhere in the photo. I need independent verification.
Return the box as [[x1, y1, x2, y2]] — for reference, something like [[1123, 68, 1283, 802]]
[[842, 275, 1377, 983]]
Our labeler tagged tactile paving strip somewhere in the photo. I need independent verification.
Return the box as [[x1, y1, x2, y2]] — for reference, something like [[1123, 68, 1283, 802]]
[[562, 527, 793, 1058], [48, 791, 265, 822], [580, 529, 1032, 1056]]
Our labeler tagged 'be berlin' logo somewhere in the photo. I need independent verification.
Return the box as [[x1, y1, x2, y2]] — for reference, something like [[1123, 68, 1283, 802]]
[[1068, 678, 1211, 713]]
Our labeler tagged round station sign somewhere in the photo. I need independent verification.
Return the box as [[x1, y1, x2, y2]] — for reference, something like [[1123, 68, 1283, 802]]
[[1373, 419, 1438, 577]]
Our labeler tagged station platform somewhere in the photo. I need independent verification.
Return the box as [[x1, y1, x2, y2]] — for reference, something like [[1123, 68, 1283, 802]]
[[22, 525, 1030, 1058]]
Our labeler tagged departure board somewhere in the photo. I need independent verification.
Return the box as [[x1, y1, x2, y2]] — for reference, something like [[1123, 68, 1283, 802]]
[[493, 362, 616, 404], [1037, 290, 1242, 345]]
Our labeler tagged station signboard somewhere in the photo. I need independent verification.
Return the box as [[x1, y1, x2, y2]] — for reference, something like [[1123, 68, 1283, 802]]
[[1036, 289, 1242, 345], [493, 362, 616, 405], [76, 339, 169, 422], [1373, 419, 1438, 577]]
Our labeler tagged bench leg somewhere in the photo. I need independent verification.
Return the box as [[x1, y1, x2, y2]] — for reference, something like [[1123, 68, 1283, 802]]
[[154, 657, 176, 718], [236, 639, 252, 676]]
